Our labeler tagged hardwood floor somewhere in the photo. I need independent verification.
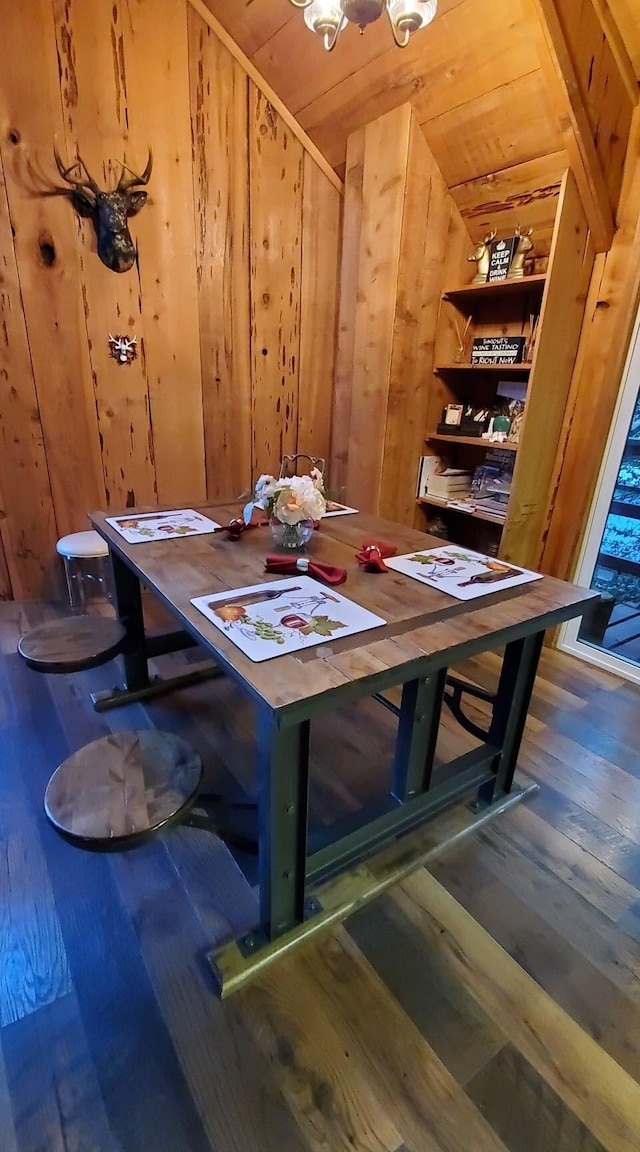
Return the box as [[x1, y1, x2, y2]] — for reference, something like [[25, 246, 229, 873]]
[[1, 598, 640, 1151]]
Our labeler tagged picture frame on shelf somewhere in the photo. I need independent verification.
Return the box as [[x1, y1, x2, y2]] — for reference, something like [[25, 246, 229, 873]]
[[487, 236, 518, 282], [471, 336, 527, 365], [444, 404, 463, 426], [437, 405, 491, 438]]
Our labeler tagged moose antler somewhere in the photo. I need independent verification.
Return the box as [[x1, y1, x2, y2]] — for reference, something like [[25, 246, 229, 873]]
[[117, 150, 153, 193], [53, 140, 152, 193], [53, 140, 101, 195]]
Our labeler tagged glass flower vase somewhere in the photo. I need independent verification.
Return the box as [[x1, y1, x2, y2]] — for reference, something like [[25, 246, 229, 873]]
[[269, 517, 314, 550]]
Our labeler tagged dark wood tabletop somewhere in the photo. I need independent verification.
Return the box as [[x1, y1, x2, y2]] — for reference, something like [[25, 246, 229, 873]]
[[91, 503, 597, 718]]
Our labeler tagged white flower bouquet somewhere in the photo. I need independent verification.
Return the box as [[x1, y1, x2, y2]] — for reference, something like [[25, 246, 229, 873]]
[[245, 468, 326, 523], [244, 469, 326, 547]]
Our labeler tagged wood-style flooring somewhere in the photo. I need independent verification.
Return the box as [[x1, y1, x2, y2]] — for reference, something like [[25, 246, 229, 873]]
[[1, 597, 640, 1152]]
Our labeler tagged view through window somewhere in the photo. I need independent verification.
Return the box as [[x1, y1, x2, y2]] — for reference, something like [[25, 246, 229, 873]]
[[579, 388, 640, 665]]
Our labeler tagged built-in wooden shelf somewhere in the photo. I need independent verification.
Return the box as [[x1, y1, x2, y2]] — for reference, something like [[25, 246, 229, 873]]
[[417, 495, 505, 527], [427, 434, 518, 452], [416, 179, 590, 569], [442, 274, 547, 304], [435, 363, 532, 376]]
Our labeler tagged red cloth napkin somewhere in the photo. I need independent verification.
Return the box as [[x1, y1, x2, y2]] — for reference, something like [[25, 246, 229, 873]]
[[265, 555, 347, 586], [355, 539, 397, 573], [213, 514, 267, 540]]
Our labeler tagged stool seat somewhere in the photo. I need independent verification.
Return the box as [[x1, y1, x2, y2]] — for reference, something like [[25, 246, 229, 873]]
[[56, 530, 108, 559], [44, 731, 203, 849], [18, 615, 126, 673]]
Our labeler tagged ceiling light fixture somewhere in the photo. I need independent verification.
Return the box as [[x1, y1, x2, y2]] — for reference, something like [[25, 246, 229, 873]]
[[289, 0, 437, 52]]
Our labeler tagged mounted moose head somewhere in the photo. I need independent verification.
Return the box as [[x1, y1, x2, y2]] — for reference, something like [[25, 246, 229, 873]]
[[53, 145, 152, 273]]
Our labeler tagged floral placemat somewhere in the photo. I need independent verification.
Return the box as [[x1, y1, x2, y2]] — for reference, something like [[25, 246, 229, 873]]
[[385, 545, 543, 601], [191, 576, 385, 662], [323, 501, 359, 517], [106, 509, 221, 544]]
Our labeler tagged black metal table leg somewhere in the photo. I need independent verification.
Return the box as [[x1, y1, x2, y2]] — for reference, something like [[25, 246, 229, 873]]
[[110, 550, 150, 691], [476, 629, 544, 805], [92, 547, 223, 712], [392, 670, 446, 801], [210, 632, 551, 991], [257, 713, 310, 941]]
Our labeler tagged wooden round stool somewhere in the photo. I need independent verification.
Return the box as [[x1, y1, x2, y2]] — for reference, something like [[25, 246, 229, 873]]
[[44, 731, 203, 850], [18, 616, 126, 674]]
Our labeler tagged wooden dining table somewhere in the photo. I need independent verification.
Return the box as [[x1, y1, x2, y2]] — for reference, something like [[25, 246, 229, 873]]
[[91, 503, 597, 993]]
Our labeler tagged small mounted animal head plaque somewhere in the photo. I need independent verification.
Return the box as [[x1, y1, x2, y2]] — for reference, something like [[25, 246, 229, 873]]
[[108, 334, 137, 364], [53, 144, 152, 273]]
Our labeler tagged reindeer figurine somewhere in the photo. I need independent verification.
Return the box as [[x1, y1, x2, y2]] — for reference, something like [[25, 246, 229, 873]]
[[508, 225, 534, 279], [467, 230, 497, 284], [52, 144, 152, 273]]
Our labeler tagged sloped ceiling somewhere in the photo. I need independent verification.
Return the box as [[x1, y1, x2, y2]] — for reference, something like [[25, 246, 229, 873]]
[[202, 0, 565, 192], [202, 0, 639, 253]]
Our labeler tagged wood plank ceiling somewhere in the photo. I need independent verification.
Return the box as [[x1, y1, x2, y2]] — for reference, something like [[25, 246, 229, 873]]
[[202, 0, 639, 239], [203, 0, 561, 186]]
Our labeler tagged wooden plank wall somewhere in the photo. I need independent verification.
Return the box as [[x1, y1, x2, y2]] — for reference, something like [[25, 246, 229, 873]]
[[541, 104, 640, 580], [0, 0, 341, 599], [331, 104, 468, 523], [189, 13, 252, 503], [339, 107, 412, 511], [378, 117, 453, 526], [0, 134, 58, 600], [609, 0, 640, 79], [501, 171, 595, 571], [552, 0, 635, 210], [249, 87, 304, 475]]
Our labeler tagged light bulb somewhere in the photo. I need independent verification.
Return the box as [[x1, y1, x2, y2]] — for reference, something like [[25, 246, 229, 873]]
[[303, 0, 345, 36], [387, 0, 437, 36]]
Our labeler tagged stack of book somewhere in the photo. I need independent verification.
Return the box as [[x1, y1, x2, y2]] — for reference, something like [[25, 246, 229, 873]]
[[426, 469, 472, 502], [475, 491, 510, 519], [470, 448, 514, 520]]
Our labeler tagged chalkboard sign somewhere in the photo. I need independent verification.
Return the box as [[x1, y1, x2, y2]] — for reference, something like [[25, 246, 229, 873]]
[[487, 236, 518, 282], [471, 336, 526, 365]]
